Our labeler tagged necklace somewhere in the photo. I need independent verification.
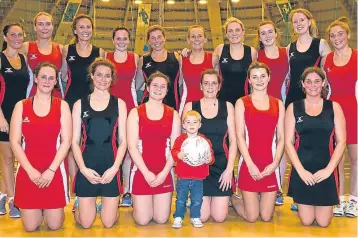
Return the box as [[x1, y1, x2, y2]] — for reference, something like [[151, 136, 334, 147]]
[[203, 98, 217, 107]]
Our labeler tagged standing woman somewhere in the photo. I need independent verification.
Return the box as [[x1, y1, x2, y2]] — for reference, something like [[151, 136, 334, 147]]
[[182, 69, 236, 223], [255, 20, 289, 205], [72, 59, 127, 228], [215, 17, 257, 105], [231, 62, 285, 222], [179, 25, 215, 115], [135, 25, 181, 111], [21, 12, 63, 98], [127, 72, 181, 225], [285, 67, 346, 227], [324, 17, 357, 217], [0, 23, 29, 218], [11, 62, 71, 231], [61, 14, 104, 210], [285, 8, 331, 109], [106, 26, 139, 207]]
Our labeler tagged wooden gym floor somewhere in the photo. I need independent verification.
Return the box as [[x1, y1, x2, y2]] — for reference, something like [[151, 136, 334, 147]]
[[0, 160, 357, 237]]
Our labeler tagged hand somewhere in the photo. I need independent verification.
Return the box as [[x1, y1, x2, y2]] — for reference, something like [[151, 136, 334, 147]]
[[219, 169, 233, 191], [314, 168, 332, 183], [0, 116, 9, 134], [80, 167, 102, 184], [261, 162, 278, 177], [206, 155, 212, 164], [101, 166, 118, 184], [143, 171, 157, 186], [247, 163, 263, 181], [27, 168, 42, 186], [298, 169, 316, 186], [150, 171, 167, 187], [38, 169, 55, 188], [177, 152, 184, 161], [181, 48, 191, 57]]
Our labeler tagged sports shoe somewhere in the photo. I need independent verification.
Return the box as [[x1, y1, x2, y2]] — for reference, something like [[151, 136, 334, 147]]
[[172, 217, 183, 229], [0, 196, 6, 215], [275, 192, 284, 206], [96, 202, 102, 212], [345, 199, 358, 218], [228, 200, 233, 207], [120, 193, 132, 207], [333, 201, 346, 217], [190, 218, 203, 228], [72, 196, 78, 213], [290, 203, 298, 211], [8, 200, 21, 218]]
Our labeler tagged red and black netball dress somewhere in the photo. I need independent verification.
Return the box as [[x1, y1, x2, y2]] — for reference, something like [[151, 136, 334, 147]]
[[0, 53, 29, 141], [324, 49, 357, 144], [107, 51, 137, 112], [27, 41, 63, 98], [14, 97, 69, 209], [141, 52, 180, 110], [218, 44, 252, 105], [180, 52, 213, 113], [288, 99, 339, 206], [237, 96, 280, 192], [257, 47, 289, 100], [130, 104, 174, 195]]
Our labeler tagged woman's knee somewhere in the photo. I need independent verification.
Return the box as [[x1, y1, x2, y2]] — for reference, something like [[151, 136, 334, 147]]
[[299, 216, 315, 226], [153, 214, 169, 224], [211, 213, 228, 223], [101, 219, 116, 229], [133, 212, 152, 226], [246, 213, 259, 223], [316, 216, 332, 228], [78, 216, 95, 229], [46, 221, 63, 231], [23, 221, 41, 232], [1, 155, 14, 166], [260, 213, 273, 222]]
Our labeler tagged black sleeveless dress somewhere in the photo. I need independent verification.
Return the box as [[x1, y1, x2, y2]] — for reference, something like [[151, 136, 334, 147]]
[[193, 100, 233, 196], [285, 38, 321, 108], [141, 52, 180, 110], [65, 44, 100, 110], [0, 53, 29, 141], [74, 94, 120, 197], [218, 44, 252, 105], [287, 99, 339, 206]]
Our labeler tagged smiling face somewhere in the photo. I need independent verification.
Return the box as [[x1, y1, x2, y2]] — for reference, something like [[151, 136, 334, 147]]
[[91, 65, 113, 92], [3, 25, 24, 50], [249, 68, 270, 92], [259, 23, 277, 48], [148, 30, 166, 52], [147, 76, 168, 101], [226, 22, 244, 44], [34, 14, 53, 40], [187, 27, 207, 50], [74, 18, 93, 41], [201, 73, 220, 99], [112, 29, 130, 52], [302, 72, 325, 97], [329, 25, 349, 51], [292, 12, 311, 35], [35, 66, 57, 94]]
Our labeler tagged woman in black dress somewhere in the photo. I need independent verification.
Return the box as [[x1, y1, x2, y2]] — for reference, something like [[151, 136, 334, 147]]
[[285, 67, 346, 227]]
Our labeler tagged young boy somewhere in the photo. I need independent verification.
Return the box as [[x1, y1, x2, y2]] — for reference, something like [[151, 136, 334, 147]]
[[171, 110, 214, 228]]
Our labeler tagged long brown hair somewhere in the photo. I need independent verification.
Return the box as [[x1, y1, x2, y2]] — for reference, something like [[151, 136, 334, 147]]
[[71, 14, 94, 44], [254, 20, 280, 50]]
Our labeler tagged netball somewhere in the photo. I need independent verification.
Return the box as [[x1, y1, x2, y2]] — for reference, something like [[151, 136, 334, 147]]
[[181, 136, 211, 167]]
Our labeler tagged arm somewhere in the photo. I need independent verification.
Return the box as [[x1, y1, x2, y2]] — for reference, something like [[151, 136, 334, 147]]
[[60, 45, 69, 83], [171, 135, 184, 162], [10, 101, 41, 185], [151, 110, 181, 187], [319, 39, 332, 63], [213, 44, 224, 71], [71, 100, 101, 184], [251, 47, 258, 61], [314, 102, 346, 182], [135, 57, 145, 91], [99, 48, 105, 58], [262, 100, 285, 177], [127, 108, 156, 184], [18, 41, 29, 57], [131, 54, 140, 107], [219, 102, 237, 191], [235, 99, 263, 181], [284, 104, 315, 186], [101, 99, 128, 184], [38, 101, 72, 188], [0, 57, 9, 134]]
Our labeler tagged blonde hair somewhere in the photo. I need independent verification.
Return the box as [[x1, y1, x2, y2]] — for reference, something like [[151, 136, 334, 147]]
[[147, 25, 165, 40], [182, 110, 202, 123], [290, 8, 318, 37], [254, 20, 280, 50], [33, 12, 53, 25], [326, 17, 350, 37], [187, 25, 207, 39], [223, 17, 245, 33]]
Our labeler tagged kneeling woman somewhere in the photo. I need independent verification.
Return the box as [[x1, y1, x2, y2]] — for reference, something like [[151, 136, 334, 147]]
[[285, 67, 345, 227], [72, 59, 127, 228], [127, 72, 181, 225], [232, 62, 285, 222], [11, 62, 72, 231]]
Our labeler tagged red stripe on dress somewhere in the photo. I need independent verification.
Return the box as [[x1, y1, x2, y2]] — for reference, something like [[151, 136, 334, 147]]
[[173, 70, 180, 110], [222, 130, 235, 192], [64, 68, 72, 97], [244, 77, 249, 96], [111, 118, 123, 194], [140, 72, 149, 105], [0, 74, 5, 105], [72, 171, 78, 194], [329, 129, 339, 197], [80, 121, 87, 152], [288, 129, 300, 188]]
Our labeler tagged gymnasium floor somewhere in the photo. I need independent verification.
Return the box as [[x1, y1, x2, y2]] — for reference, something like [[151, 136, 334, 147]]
[[0, 161, 357, 237]]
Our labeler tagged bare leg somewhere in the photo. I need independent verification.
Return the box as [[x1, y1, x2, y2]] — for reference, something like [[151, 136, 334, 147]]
[[43, 208, 65, 230], [259, 191, 277, 221], [74, 197, 97, 229], [315, 206, 333, 227], [232, 191, 260, 222], [153, 192, 172, 224], [348, 144, 357, 197], [297, 204, 315, 226], [100, 196, 120, 228], [21, 209, 43, 232], [132, 195, 153, 225], [0, 142, 15, 197]]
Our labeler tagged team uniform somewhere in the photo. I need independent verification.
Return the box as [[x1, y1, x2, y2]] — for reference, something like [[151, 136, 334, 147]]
[[288, 100, 339, 206], [0, 53, 29, 141], [74, 95, 121, 197], [107, 51, 137, 112], [257, 47, 289, 101], [130, 104, 174, 195], [180, 52, 213, 114], [324, 49, 357, 144], [141, 52, 180, 110], [237, 96, 280, 192], [65, 44, 100, 110], [27, 41, 63, 98], [286, 38, 322, 108], [218, 44, 252, 105], [14, 97, 69, 209], [192, 100, 234, 196]]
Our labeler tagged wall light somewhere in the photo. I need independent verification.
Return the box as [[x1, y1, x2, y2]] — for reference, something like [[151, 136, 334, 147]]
[[134, 0, 142, 4], [167, 0, 175, 4], [198, 0, 207, 4], [231, 0, 240, 2]]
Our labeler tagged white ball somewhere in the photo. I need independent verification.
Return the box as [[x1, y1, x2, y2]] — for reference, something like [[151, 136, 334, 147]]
[[180, 136, 211, 167]]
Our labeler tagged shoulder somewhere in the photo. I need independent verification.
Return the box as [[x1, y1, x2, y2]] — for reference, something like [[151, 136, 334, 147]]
[[214, 44, 225, 57]]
